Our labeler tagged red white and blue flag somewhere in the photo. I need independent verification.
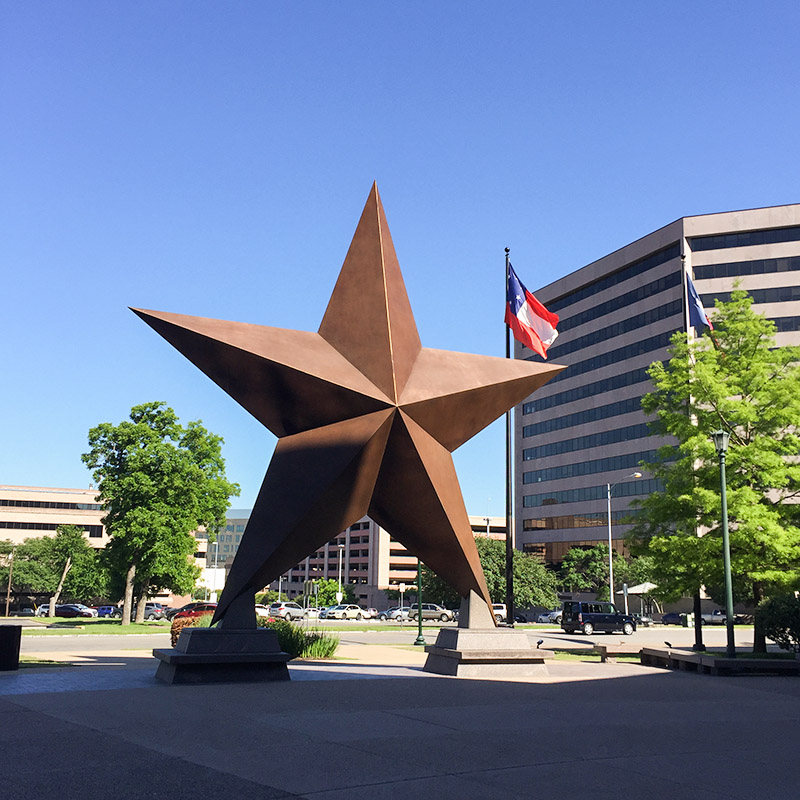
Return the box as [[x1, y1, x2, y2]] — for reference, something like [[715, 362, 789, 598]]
[[687, 273, 714, 331], [505, 263, 559, 359]]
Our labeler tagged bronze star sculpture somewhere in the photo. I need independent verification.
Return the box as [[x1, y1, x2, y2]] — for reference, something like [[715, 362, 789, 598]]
[[134, 184, 563, 626]]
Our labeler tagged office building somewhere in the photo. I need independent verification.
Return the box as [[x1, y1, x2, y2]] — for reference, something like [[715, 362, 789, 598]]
[[516, 203, 800, 565]]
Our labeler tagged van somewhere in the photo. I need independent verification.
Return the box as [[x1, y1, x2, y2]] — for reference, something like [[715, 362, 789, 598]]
[[561, 601, 636, 635]]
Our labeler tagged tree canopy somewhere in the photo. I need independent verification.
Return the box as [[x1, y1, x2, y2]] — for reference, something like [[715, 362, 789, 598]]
[[0, 526, 105, 605], [421, 536, 558, 610], [630, 289, 800, 651], [82, 402, 239, 624]]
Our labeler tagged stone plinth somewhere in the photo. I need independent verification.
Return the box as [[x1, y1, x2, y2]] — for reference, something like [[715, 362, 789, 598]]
[[423, 626, 550, 677], [153, 627, 291, 684]]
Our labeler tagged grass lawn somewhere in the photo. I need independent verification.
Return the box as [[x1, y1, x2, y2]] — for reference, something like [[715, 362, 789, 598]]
[[21, 619, 170, 636]]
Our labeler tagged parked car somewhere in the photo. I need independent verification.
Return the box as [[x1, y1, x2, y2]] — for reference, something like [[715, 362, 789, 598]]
[[173, 603, 218, 619], [255, 604, 271, 618], [388, 606, 411, 621], [268, 601, 306, 620], [54, 604, 95, 618], [408, 603, 455, 622], [537, 609, 562, 624], [365, 608, 378, 619], [166, 602, 208, 620], [514, 613, 529, 624], [700, 609, 727, 625], [325, 604, 368, 620], [304, 607, 321, 619], [632, 613, 654, 627], [35, 604, 51, 617], [141, 603, 167, 621], [492, 603, 507, 622], [561, 601, 636, 635], [93, 605, 122, 618], [660, 612, 684, 625], [9, 607, 35, 617]]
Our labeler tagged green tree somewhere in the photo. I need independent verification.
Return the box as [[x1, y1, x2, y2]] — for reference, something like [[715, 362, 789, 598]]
[[421, 536, 558, 610], [314, 578, 355, 607], [559, 544, 629, 600], [631, 290, 800, 652], [82, 402, 239, 624], [0, 527, 105, 611]]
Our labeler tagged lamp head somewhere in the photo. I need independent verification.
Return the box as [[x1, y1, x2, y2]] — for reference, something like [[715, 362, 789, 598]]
[[631, 472, 642, 479], [711, 430, 730, 455]]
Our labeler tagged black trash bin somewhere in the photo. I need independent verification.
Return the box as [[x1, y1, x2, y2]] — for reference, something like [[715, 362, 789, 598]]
[[0, 625, 22, 671]]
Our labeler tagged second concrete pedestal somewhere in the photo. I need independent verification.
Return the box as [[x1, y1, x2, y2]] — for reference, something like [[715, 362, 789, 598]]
[[423, 592, 550, 677]]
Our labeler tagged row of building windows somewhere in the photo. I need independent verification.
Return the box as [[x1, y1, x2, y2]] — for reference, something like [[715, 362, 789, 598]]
[[522, 396, 644, 439], [0, 498, 102, 511], [534, 331, 674, 385], [350, 522, 370, 530], [694, 254, 800, 280], [555, 273, 682, 336], [522, 423, 652, 462], [522, 478, 661, 508], [522, 366, 652, 415], [224, 524, 246, 533], [522, 508, 641, 530], [522, 449, 669, 485], [0, 521, 104, 537], [547, 244, 680, 314], [701, 286, 800, 306], [690, 225, 800, 252], [548, 300, 682, 360]]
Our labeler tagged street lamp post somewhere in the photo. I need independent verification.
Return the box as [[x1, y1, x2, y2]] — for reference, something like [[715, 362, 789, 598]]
[[607, 472, 642, 605], [414, 557, 426, 646], [337, 543, 345, 603], [711, 430, 736, 659]]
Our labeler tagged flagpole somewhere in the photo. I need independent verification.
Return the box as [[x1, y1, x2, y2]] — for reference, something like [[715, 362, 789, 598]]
[[504, 247, 515, 627]]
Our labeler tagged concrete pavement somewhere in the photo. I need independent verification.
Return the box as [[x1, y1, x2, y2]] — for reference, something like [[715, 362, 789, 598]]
[[1, 630, 799, 799]]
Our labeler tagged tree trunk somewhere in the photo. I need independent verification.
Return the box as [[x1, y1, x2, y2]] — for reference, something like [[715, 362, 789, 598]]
[[121, 563, 136, 626], [752, 580, 767, 653], [49, 556, 72, 617], [692, 590, 705, 651], [134, 587, 148, 624]]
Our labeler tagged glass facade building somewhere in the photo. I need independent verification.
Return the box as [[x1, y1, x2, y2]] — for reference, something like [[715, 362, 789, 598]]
[[516, 203, 800, 565]]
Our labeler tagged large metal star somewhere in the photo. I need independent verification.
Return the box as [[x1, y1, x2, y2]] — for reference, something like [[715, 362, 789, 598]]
[[133, 184, 563, 624]]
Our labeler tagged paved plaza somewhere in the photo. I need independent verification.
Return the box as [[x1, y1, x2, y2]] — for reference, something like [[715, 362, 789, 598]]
[[1, 628, 799, 799]]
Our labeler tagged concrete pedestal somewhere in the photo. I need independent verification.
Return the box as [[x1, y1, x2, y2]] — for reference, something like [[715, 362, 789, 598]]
[[153, 627, 291, 684], [423, 591, 550, 677], [423, 627, 550, 677]]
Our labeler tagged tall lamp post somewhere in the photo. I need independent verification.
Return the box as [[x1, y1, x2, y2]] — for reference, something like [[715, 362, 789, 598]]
[[607, 472, 642, 605], [711, 430, 736, 659], [414, 558, 426, 646], [337, 543, 345, 603]]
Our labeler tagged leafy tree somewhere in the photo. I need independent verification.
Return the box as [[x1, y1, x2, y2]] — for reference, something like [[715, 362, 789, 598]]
[[756, 594, 800, 653], [559, 544, 629, 600], [0, 527, 105, 611], [82, 402, 239, 624], [630, 290, 800, 652], [421, 536, 558, 610], [313, 578, 354, 607]]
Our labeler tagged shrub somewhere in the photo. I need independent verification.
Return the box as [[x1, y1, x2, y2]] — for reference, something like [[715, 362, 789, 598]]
[[257, 616, 339, 659], [170, 617, 195, 646], [756, 595, 800, 653]]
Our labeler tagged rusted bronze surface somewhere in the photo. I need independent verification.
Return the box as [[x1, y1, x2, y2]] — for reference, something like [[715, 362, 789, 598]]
[[133, 184, 563, 624]]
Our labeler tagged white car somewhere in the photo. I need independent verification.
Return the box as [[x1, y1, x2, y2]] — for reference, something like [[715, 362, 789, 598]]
[[492, 603, 507, 622], [325, 604, 369, 620], [537, 609, 563, 623]]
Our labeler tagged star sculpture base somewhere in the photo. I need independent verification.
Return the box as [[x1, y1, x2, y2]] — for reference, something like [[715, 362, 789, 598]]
[[423, 592, 551, 678], [153, 624, 290, 685]]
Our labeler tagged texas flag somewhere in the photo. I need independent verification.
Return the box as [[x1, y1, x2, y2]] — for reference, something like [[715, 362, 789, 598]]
[[505, 263, 559, 359], [687, 273, 714, 331]]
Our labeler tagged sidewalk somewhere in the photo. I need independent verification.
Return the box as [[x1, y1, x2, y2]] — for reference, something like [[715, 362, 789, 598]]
[[2, 640, 799, 799]]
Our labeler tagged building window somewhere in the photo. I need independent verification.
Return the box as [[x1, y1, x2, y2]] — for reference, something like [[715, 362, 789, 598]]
[[690, 226, 800, 252], [523, 449, 671, 484], [529, 331, 674, 382], [694, 254, 800, 280], [523, 479, 661, 508], [522, 396, 645, 439], [523, 509, 641, 530], [522, 423, 651, 461], [522, 366, 652, 415], [547, 244, 679, 314]]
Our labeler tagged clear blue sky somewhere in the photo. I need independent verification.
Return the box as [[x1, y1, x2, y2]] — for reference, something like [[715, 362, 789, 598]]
[[2, 2, 799, 516]]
